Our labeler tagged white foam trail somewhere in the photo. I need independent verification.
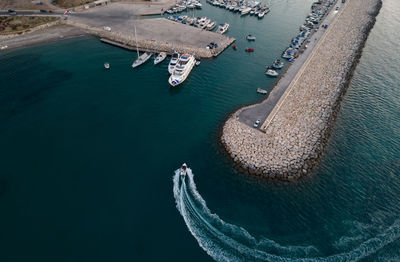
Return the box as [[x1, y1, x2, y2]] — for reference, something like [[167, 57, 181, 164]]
[[173, 168, 400, 262]]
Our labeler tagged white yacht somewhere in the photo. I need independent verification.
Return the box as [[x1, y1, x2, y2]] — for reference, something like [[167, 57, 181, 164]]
[[206, 21, 217, 31], [168, 52, 180, 74], [168, 54, 196, 87], [246, 34, 256, 40], [266, 69, 279, 77], [241, 7, 252, 15], [258, 11, 265, 18], [217, 23, 229, 34], [132, 52, 152, 68], [154, 52, 167, 65]]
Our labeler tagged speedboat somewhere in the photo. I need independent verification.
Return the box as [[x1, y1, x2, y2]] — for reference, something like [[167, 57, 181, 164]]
[[154, 52, 167, 65], [181, 163, 187, 176], [195, 59, 201, 66], [246, 34, 256, 41], [258, 11, 265, 18], [168, 54, 196, 86], [168, 52, 180, 74], [104, 62, 110, 69], [257, 88, 268, 94], [232, 45, 237, 50], [272, 59, 284, 69], [245, 48, 254, 52], [266, 69, 279, 77], [132, 52, 152, 68]]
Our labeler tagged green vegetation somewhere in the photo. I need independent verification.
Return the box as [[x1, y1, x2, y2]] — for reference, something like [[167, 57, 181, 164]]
[[0, 16, 58, 35]]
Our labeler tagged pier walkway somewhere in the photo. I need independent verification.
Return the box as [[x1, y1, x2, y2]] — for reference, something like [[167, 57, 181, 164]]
[[238, 1, 344, 128]]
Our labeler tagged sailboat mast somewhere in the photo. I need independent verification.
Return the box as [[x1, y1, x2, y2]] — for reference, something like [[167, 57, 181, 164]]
[[134, 24, 139, 58]]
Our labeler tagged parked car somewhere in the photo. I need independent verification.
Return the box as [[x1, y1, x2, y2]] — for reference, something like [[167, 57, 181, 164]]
[[40, 9, 47, 13], [8, 9, 15, 13], [103, 26, 111, 31], [253, 119, 261, 128]]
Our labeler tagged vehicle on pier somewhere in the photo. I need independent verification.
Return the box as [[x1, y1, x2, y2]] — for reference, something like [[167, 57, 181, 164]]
[[253, 119, 261, 128]]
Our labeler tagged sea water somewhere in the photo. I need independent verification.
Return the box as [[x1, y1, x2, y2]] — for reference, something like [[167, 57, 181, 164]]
[[0, 0, 399, 261]]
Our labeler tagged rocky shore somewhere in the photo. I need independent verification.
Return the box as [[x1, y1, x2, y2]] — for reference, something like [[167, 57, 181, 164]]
[[221, 0, 382, 180]]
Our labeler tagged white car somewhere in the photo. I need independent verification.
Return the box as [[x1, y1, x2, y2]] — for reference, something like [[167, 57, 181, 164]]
[[103, 26, 111, 31], [253, 119, 261, 128]]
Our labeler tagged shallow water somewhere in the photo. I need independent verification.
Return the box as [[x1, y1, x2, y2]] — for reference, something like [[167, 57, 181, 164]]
[[0, 0, 399, 261]]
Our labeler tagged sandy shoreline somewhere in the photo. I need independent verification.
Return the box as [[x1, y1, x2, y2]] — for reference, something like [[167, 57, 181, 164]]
[[221, 0, 383, 181], [0, 24, 86, 51]]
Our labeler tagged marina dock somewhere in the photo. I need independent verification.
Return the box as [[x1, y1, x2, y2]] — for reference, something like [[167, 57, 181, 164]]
[[64, 4, 235, 58], [221, 0, 382, 180]]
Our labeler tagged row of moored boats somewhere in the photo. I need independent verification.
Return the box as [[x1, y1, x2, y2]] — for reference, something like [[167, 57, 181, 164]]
[[206, 0, 270, 18], [165, 0, 202, 14], [167, 15, 229, 34], [129, 51, 198, 87]]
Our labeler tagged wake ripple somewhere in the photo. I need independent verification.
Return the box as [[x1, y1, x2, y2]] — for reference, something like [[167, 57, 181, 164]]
[[172, 168, 400, 262]]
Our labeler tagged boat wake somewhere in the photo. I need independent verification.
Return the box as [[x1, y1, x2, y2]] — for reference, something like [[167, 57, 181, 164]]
[[173, 168, 400, 262]]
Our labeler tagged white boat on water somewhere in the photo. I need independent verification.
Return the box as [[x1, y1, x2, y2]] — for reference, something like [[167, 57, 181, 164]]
[[104, 62, 110, 69], [206, 21, 217, 31], [257, 88, 268, 94], [131, 25, 152, 68], [246, 34, 256, 40], [241, 7, 252, 15], [180, 163, 187, 176], [258, 11, 265, 18], [266, 69, 279, 77], [154, 52, 167, 65], [168, 54, 196, 87], [272, 59, 284, 69], [132, 52, 152, 68], [168, 52, 180, 74], [217, 23, 229, 34]]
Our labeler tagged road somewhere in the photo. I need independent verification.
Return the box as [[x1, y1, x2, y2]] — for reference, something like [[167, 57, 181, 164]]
[[0, 10, 63, 16], [238, 0, 344, 129]]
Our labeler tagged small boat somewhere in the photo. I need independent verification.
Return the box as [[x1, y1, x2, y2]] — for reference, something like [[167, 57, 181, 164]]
[[195, 59, 201, 66], [257, 88, 268, 94], [241, 7, 252, 15], [272, 59, 284, 69], [246, 34, 256, 41], [245, 48, 254, 52], [132, 52, 152, 68], [154, 52, 167, 65], [195, 2, 202, 8], [168, 54, 196, 86], [168, 52, 180, 74], [206, 21, 217, 31], [258, 11, 265, 18], [216, 23, 229, 34], [232, 45, 237, 50], [181, 163, 187, 176], [0, 45, 8, 50], [266, 69, 279, 76], [104, 62, 110, 69]]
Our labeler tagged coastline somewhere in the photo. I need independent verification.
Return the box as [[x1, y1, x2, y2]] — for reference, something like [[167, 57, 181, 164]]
[[221, 0, 383, 181]]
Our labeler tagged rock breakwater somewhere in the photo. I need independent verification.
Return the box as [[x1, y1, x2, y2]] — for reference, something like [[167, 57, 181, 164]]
[[221, 0, 382, 180]]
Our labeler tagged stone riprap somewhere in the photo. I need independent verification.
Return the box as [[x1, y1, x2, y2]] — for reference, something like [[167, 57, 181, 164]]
[[221, 0, 382, 180]]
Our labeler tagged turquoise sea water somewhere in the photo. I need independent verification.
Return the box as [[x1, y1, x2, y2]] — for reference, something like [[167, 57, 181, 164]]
[[1, 0, 399, 261]]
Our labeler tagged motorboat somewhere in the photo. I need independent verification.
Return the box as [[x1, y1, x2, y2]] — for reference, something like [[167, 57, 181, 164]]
[[272, 59, 284, 69], [195, 59, 201, 66], [206, 21, 217, 31], [241, 7, 252, 15], [200, 18, 211, 29], [132, 52, 152, 68], [217, 23, 229, 34], [266, 69, 279, 76], [104, 62, 110, 69], [245, 48, 254, 52], [181, 163, 187, 176], [257, 88, 268, 94], [168, 54, 196, 86], [258, 11, 265, 18], [246, 34, 256, 41], [195, 2, 202, 8], [232, 45, 237, 50], [154, 52, 167, 65], [168, 52, 180, 74]]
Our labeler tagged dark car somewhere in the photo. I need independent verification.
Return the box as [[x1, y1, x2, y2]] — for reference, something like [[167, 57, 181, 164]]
[[8, 9, 15, 13], [40, 9, 47, 13]]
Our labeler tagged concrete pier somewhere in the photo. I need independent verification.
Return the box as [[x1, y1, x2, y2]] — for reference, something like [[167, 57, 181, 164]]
[[221, 0, 382, 180]]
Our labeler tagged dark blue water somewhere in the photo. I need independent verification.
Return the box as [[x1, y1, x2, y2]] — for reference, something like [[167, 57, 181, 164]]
[[1, 0, 399, 261]]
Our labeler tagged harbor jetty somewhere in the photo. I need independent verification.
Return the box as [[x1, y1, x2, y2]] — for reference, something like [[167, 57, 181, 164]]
[[221, 0, 382, 180], [64, 3, 234, 58]]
